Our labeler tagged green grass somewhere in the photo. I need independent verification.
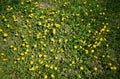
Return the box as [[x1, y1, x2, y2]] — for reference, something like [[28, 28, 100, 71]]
[[0, 0, 120, 79]]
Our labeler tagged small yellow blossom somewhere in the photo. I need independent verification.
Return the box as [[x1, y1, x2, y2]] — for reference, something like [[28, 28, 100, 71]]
[[52, 29, 56, 35], [54, 23, 60, 28], [72, 61, 75, 64], [51, 74, 55, 78], [0, 29, 3, 32], [93, 67, 97, 71], [44, 75, 48, 79], [50, 65, 54, 69], [91, 49, 95, 53], [85, 50, 89, 54], [38, 21, 42, 26], [30, 61, 34, 65], [3, 33, 8, 38], [29, 67, 35, 71], [54, 67, 57, 70], [13, 47, 17, 51], [80, 66, 84, 70]]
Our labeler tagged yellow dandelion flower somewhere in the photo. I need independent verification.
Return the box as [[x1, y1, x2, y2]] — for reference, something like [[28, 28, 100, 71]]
[[94, 55, 98, 59], [13, 47, 17, 51], [50, 65, 54, 69], [69, 63, 72, 66], [55, 56, 58, 60], [30, 61, 34, 65], [14, 61, 17, 64], [44, 75, 48, 79], [93, 67, 97, 71], [16, 58, 20, 61], [91, 49, 95, 53], [54, 23, 60, 28], [113, 66, 117, 70], [21, 57, 25, 60], [15, 33, 19, 37], [72, 61, 75, 64], [54, 67, 57, 70], [3, 33, 8, 38], [74, 45, 78, 49], [64, 39, 68, 43], [31, 55, 34, 58], [29, 67, 35, 71], [83, 1, 87, 5], [80, 66, 84, 70], [38, 21, 42, 26], [52, 29, 56, 35], [39, 54, 42, 58], [33, 44, 37, 48], [45, 64, 49, 68], [51, 74, 55, 78], [85, 50, 89, 54], [3, 39, 7, 42], [59, 38, 62, 43], [20, 52, 24, 56], [0, 29, 3, 32]]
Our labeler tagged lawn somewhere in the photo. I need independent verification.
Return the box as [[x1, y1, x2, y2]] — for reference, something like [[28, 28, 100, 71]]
[[0, 0, 120, 79]]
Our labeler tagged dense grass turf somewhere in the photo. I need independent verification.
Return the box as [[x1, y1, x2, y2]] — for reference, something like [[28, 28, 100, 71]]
[[0, 0, 120, 79]]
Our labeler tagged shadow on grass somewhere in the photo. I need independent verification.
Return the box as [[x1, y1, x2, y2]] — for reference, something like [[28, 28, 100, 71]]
[[0, 0, 20, 13], [103, 0, 120, 79]]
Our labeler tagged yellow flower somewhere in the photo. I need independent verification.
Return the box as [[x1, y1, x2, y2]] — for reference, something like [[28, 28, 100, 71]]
[[31, 55, 34, 58], [83, 1, 87, 5], [93, 67, 97, 71], [7, 24, 11, 28], [0, 29, 3, 32], [85, 50, 89, 54], [59, 38, 62, 43], [93, 45, 97, 48], [54, 23, 60, 28], [52, 29, 56, 35], [21, 57, 25, 60], [94, 55, 98, 59], [80, 66, 84, 70], [3, 39, 7, 42], [15, 33, 19, 37], [55, 56, 58, 60], [64, 39, 68, 43], [45, 64, 49, 68], [106, 29, 110, 32], [21, 43, 25, 47], [54, 67, 57, 70], [44, 75, 48, 79], [51, 74, 55, 78], [91, 49, 95, 53], [50, 65, 54, 69], [108, 63, 112, 66], [13, 47, 17, 51], [39, 60, 43, 64], [74, 45, 78, 49], [29, 67, 35, 71], [17, 58, 20, 61], [30, 61, 34, 65], [72, 60, 75, 64], [3, 33, 8, 38], [1, 53, 4, 56], [69, 63, 72, 66], [39, 54, 42, 58], [38, 21, 42, 26], [14, 61, 17, 64], [20, 52, 24, 56], [33, 44, 37, 48], [10, 45, 13, 48], [50, 38, 55, 42]]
